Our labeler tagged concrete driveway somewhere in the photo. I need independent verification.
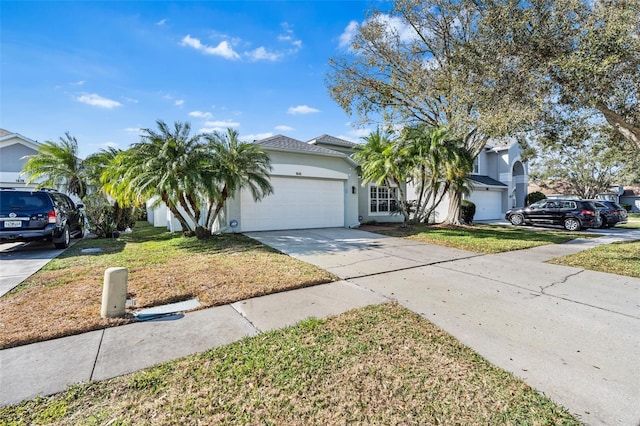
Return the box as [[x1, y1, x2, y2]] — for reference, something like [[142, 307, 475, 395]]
[[247, 228, 640, 426], [0, 241, 72, 297]]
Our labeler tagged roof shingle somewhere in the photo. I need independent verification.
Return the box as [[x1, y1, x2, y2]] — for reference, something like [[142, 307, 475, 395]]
[[255, 134, 343, 156]]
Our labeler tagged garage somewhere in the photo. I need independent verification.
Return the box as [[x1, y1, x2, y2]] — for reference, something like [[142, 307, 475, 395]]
[[239, 176, 345, 231], [468, 189, 504, 220]]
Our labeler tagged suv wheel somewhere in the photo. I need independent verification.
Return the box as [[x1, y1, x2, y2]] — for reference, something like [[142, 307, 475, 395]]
[[510, 214, 524, 226], [54, 226, 70, 249], [564, 217, 581, 231]]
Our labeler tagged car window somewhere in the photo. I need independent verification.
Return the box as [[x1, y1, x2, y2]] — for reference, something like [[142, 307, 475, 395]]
[[50, 193, 71, 209], [594, 202, 605, 208], [562, 201, 576, 209], [0, 192, 50, 210], [530, 201, 545, 209]]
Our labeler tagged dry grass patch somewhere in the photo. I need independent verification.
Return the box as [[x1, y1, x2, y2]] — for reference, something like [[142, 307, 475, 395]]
[[0, 222, 335, 349], [0, 303, 579, 425]]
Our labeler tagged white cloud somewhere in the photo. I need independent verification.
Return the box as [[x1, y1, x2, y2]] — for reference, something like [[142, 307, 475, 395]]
[[124, 127, 143, 134], [348, 128, 372, 138], [189, 111, 212, 119], [275, 125, 295, 131], [77, 93, 122, 109], [377, 15, 417, 42], [241, 132, 274, 141], [200, 119, 241, 133], [339, 15, 418, 50], [204, 120, 240, 128], [156, 19, 166, 26], [181, 35, 240, 60], [125, 97, 139, 104], [339, 20, 359, 48], [175, 99, 185, 106], [70, 80, 85, 86], [287, 105, 320, 115], [247, 46, 281, 62]]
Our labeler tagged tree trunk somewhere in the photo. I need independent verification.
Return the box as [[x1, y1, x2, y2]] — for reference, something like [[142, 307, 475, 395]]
[[445, 187, 463, 225], [161, 192, 193, 235], [595, 103, 640, 151]]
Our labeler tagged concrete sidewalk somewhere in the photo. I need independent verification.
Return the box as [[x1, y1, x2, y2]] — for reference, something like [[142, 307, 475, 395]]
[[0, 280, 387, 407], [1, 227, 639, 426]]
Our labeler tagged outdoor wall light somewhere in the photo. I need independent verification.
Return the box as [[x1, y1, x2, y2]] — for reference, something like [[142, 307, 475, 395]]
[[352, 186, 356, 194]]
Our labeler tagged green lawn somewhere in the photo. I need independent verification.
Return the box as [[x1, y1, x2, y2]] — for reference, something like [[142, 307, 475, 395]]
[[0, 304, 579, 425], [380, 224, 593, 254], [617, 213, 640, 229], [550, 241, 640, 278]]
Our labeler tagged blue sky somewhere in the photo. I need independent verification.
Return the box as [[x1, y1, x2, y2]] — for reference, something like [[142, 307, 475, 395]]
[[1, 1, 384, 158]]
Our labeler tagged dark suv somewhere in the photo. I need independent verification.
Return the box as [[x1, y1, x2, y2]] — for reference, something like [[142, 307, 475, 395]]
[[0, 188, 84, 248], [589, 200, 628, 228], [505, 198, 600, 231]]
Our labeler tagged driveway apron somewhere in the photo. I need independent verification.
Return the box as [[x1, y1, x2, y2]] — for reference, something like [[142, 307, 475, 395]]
[[247, 228, 640, 426]]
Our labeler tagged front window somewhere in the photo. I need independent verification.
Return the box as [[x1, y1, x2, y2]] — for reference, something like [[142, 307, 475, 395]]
[[369, 185, 398, 213], [472, 157, 479, 174]]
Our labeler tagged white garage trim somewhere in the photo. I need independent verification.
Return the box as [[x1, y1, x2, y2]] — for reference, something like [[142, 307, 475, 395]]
[[270, 164, 348, 180], [240, 176, 345, 231]]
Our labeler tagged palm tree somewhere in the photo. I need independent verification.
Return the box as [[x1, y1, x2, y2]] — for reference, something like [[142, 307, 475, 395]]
[[441, 142, 474, 225], [202, 129, 273, 233], [401, 125, 474, 225], [400, 125, 452, 223], [21, 132, 88, 199], [109, 120, 207, 235], [354, 129, 411, 222]]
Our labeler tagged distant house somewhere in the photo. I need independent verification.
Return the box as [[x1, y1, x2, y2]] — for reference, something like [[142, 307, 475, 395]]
[[620, 187, 640, 212], [0, 129, 42, 189], [527, 183, 640, 213]]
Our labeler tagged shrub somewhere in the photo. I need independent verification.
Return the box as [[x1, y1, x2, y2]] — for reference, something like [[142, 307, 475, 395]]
[[83, 194, 140, 237], [525, 191, 546, 206], [620, 203, 632, 212], [461, 200, 476, 224]]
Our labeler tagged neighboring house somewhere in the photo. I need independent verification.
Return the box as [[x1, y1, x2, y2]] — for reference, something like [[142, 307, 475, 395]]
[[408, 138, 528, 222], [527, 183, 640, 213], [0, 128, 42, 189], [620, 187, 640, 212]]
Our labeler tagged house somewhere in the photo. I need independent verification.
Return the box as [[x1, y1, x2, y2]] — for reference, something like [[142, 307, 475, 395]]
[[620, 187, 640, 212], [0, 129, 42, 189], [149, 134, 521, 232], [308, 134, 405, 225], [407, 138, 528, 222]]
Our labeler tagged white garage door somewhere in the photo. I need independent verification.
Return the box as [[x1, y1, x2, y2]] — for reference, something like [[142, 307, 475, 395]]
[[468, 190, 503, 220], [240, 177, 345, 231]]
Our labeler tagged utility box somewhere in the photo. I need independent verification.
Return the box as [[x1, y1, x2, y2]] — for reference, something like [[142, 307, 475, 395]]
[[101, 267, 128, 318]]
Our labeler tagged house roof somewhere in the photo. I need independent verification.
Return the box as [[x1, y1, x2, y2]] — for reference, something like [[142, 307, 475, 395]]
[[469, 174, 508, 187], [255, 134, 347, 157], [0, 129, 41, 150], [308, 134, 359, 149]]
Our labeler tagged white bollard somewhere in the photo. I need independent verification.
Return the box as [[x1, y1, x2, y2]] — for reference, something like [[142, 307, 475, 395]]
[[101, 267, 128, 318]]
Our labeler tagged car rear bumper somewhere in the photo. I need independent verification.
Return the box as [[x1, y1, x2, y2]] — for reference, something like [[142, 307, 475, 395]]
[[0, 225, 61, 242]]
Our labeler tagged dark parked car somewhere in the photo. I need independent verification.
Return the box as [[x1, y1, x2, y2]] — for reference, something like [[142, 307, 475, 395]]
[[589, 200, 628, 228], [0, 188, 84, 248], [505, 198, 600, 231]]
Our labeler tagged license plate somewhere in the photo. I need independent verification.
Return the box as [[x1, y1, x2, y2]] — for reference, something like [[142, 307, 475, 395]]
[[4, 220, 22, 228]]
